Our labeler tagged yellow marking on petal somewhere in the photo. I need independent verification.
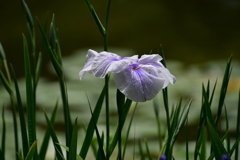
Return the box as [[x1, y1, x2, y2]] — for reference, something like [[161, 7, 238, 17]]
[[133, 68, 138, 70]]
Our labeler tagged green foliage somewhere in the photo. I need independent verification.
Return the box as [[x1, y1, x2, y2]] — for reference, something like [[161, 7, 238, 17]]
[[0, 106, 6, 160], [1, 1, 240, 160], [11, 65, 29, 157], [39, 101, 59, 160]]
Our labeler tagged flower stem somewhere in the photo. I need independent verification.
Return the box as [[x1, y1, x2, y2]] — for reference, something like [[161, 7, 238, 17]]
[[104, 0, 112, 159], [3, 60, 19, 160]]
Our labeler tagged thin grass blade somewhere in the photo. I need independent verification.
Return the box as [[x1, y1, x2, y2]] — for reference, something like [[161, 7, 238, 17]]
[[122, 103, 138, 160], [68, 118, 78, 160], [224, 105, 230, 152], [0, 71, 12, 94], [199, 126, 207, 160], [235, 89, 240, 160], [25, 140, 38, 160], [87, 95, 106, 160], [44, 111, 64, 160], [207, 118, 227, 159], [79, 82, 107, 159], [144, 139, 152, 160], [35, 52, 42, 87], [108, 98, 132, 156], [39, 101, 58, 159], [116, 89, 125, 160], [215, 56, 232, 126], [1, 106, 6, 159], [11, 65, 29, 157], [0, 42, 6, 60], [138, 139, 145, 160], [36, 18, 62, 76], [20, 0, 34, 33], [84, 0, 105, 36], [23, 34, 37, 154]]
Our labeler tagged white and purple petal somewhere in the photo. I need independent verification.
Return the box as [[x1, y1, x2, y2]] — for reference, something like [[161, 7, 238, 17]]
[[91, 52, 138, 78], [138, 54, 163, 67], [114, 64, 165, 102], [158, 67, 176, 87], [79, 49, 99, 80]]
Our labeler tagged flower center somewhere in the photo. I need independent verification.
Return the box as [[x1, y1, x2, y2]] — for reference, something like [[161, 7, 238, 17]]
[[131, 64, 139, 71]]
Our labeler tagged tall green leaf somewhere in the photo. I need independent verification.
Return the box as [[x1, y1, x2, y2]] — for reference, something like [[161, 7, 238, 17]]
[[23, 34, 36, 151], [79, 81, 107, 159], [39, 101, 59, 160], [1, 106, 6, 159], [116, 89, 125, 160], [122, 103, 138, 160], [68, 118, 78, 160], [25, 140, 38, 160], [215, 56, 232, 126], [138, 139, 145, 160], [11, 65, 29, 157], [207, 118, 227, 159], [84, 0, 105, 36], [235, 90, 240, 160], [145, 139, 153, 160], [87, 96, 106, 160], [44, 111, 64, 160], [108, 98, 132, 156]]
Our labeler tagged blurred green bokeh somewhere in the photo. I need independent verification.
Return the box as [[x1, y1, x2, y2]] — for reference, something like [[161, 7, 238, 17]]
[[0, 0, 240, 77]]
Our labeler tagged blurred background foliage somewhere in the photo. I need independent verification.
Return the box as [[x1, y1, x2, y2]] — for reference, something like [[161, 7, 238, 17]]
[[1, 1, 240, 159], [0, 0, 240, 79]]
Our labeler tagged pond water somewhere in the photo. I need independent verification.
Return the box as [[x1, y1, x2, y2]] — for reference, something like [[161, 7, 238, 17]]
[[0, 48, 240, 159]]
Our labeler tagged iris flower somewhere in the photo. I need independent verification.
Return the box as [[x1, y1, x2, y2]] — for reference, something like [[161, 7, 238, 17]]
[[79, 49, 176, 102]]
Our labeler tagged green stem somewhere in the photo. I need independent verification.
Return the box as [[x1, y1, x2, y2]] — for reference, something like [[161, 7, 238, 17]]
[[162, 88, 170, 134], [104, 1, 112, 159], [3, 60, 19, 160], [156, 115, 162, 149], [59, 76, 72, 149]]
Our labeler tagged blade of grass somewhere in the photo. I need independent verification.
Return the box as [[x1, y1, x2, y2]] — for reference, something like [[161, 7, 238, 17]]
[[144, 139, 152, 160], [1, 106, 6, 159], [207, 118, 227, 159], [116, 89, 125, 160], [138, 139, 145, 160], [37, 16, 72, 151], [11, 65, 29, 157], [68, 118, 78, 160], [122, 103, 138, 160], [186, 118, 189, 160], [199, 126, 207, 160], [0, 71, 12, 94], [20, 0, 34, 34], [0, 51, 19, 160], [36, 18, 62, 76], [39, 101, 59, 160], [87, 95, 106, 160], [43, 111, 64, 160], [215, 56, 232, 126], [34, 52, 42, 87], [235, 89, 240, 160], [108, 98, 132, 156], [79, 82, 107, 159], [0, 42, 6, 60], [224, 105, 230, 152], [84, 0, 105, 37], [25, 140, 38, 160], [23, 34, 37, 152], [153, 97, 162, 150]]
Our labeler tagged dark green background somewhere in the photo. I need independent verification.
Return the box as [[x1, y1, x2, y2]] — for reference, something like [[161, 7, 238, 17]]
[[1, 0, 240, 76]]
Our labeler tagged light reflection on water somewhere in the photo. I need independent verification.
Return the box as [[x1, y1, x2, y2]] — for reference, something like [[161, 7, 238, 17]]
[[0, 48, 240, 159]]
